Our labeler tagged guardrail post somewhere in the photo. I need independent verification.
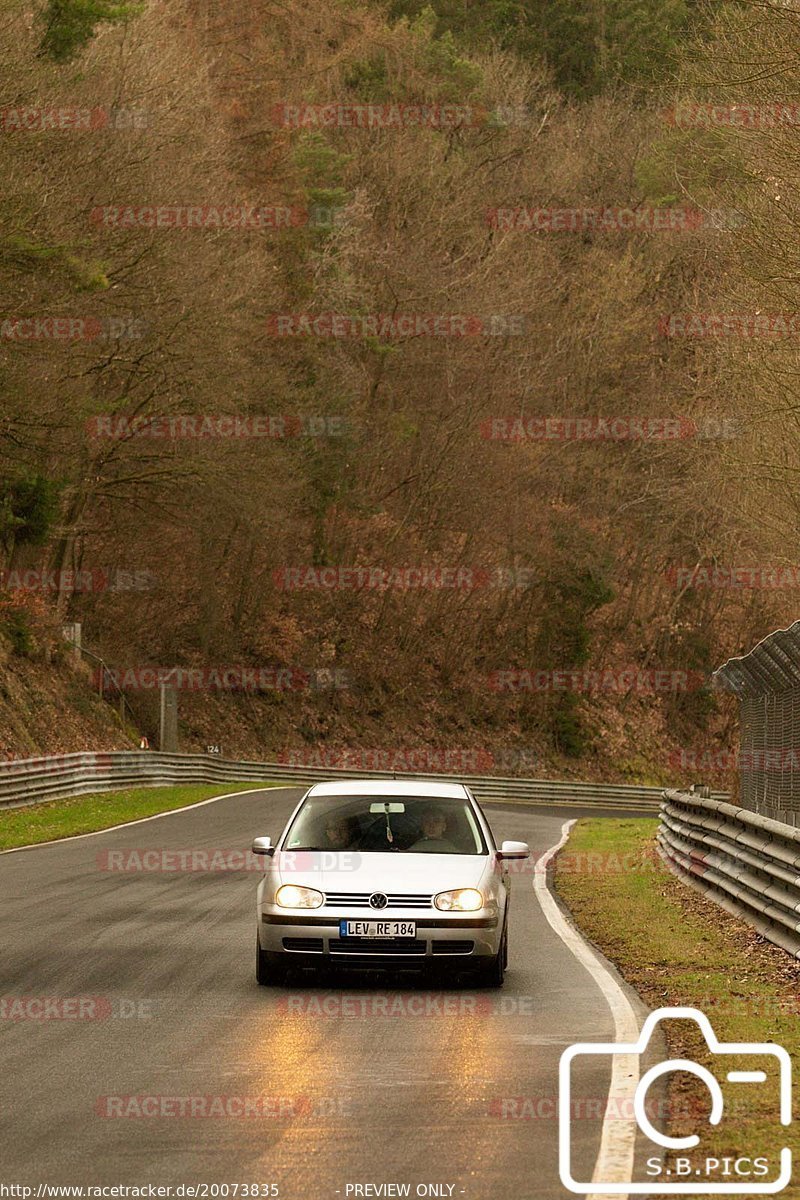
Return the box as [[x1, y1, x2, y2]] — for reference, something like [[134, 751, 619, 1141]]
[[159, 684, 178, 752]]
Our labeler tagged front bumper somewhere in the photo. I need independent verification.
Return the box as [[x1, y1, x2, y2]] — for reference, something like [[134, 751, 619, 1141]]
[[259, 910, 500, 964]]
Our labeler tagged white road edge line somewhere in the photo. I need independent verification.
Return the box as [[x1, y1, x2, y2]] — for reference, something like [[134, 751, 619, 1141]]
[[534, 818, 641, 1200], [0, 785, 299, 855]]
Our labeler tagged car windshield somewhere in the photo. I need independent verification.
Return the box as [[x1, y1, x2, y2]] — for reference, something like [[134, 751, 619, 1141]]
[[283, 795, 487, 855]]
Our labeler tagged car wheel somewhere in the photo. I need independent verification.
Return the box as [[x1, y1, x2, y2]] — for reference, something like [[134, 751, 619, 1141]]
[[256, 936, 286, 986]]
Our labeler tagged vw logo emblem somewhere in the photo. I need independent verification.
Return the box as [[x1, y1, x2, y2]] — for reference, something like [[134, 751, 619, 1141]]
[[369, 892, 389, 910]]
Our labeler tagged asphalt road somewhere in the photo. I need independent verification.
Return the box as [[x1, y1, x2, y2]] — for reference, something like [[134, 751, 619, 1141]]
[[0, 787, 653, 1198]]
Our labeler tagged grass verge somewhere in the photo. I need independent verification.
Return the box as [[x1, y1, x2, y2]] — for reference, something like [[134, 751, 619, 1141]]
[[0, 782, 283, 850], [556, 818, 800, 1197]]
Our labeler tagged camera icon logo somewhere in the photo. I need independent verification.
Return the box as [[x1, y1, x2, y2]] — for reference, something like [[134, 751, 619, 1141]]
[[559, 1006, 792, 1194]]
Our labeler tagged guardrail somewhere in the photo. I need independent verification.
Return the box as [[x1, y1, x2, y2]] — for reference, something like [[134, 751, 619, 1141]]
[[658, 789, 800, 961], [0, 750, 722, 813]]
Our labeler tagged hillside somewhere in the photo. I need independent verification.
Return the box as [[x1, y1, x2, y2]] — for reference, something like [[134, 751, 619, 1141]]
[[0, 618, 133, 759], [1, 0, 798, 788], [0, 629, 736, 787]]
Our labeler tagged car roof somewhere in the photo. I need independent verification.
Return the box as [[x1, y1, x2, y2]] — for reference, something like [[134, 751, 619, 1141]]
[[305, 779, 470, 799]]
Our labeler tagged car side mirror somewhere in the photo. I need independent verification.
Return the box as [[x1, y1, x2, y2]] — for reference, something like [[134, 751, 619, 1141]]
[[252, 836, 275, 857], [497, 840, 530, 860]]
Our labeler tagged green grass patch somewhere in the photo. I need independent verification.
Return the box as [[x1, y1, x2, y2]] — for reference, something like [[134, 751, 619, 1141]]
[[0, 782, 283, 850], [557, 819, 800, 1196]]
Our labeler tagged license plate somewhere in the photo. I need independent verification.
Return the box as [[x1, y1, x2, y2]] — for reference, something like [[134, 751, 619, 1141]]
[[339, 920, 416, 938]]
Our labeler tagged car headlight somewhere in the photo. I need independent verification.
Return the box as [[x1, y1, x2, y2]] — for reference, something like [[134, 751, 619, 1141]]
[[434, 888, 484, 912], [275, 884, 324, 909]]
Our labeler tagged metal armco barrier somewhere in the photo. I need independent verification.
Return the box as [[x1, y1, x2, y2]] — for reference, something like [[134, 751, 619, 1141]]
[[659, 789, 800, 960], [0, 750, 723, 812]]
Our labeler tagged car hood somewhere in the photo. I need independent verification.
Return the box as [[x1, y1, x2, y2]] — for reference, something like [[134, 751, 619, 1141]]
[[273, 850, 489, 894]]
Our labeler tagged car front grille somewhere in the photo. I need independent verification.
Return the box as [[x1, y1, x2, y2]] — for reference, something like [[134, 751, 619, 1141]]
[[323, 892, 432, 908], [329, 939, 427, 956]]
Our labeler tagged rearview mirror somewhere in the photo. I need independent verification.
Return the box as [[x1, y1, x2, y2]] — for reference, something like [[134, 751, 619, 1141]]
[[252, 837, 274, 856], [497, 840, 530, 860], [369, 802, 406, 813]]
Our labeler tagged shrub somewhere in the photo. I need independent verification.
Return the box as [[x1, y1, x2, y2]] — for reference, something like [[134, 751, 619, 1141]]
[[38, 0, 143, 62]]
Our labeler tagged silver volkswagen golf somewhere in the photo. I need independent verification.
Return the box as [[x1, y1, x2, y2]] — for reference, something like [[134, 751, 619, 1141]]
[[253, 779, 530, 986]]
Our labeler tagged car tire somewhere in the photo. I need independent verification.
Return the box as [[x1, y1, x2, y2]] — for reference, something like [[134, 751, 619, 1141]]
[[256, 936, 287, 986]]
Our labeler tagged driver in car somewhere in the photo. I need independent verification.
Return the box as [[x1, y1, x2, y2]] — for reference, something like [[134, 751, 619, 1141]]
[[323, 814, 357, 850], [409, 806, 457, 852]]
